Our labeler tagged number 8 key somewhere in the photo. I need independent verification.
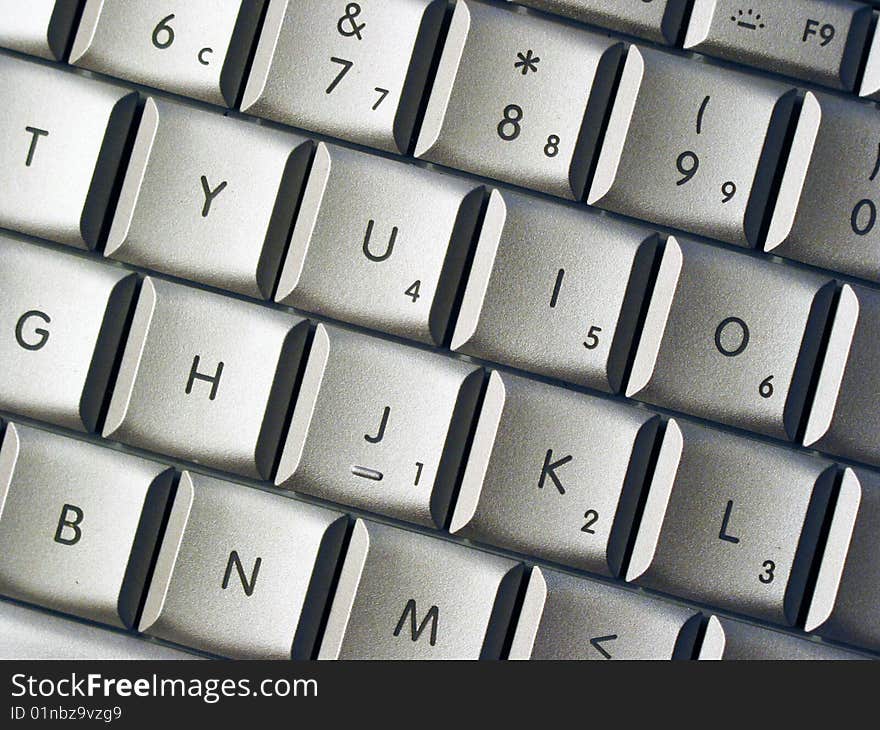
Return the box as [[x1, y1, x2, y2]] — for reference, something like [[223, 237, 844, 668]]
[[416, 0, 623, 200]]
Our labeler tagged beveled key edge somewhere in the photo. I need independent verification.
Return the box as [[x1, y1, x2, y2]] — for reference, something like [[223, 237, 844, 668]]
[[219, 0, 267, 108], [804, 467, 861, 634], [803, 284, 860, 450]]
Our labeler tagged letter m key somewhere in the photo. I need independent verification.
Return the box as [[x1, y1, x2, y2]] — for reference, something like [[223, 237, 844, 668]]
[[393, 599, 439, 646]]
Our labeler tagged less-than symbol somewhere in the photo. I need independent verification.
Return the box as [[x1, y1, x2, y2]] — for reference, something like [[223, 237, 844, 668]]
[[514, 49, 540, 75], [590, 634, 617, 659]]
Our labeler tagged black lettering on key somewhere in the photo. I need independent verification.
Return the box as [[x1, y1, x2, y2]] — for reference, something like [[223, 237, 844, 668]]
[[550, 269, 564, 308], [590, 634, 617, 659], [24, 126, 49, 167], [337, 3, 365, 40], [803, 19, 835, 46], [199, 175, 227, 217], [393, 599, 439, 646], [15, 310, 51, 351], [539, 449, 572, 495], [198, 47, 213, 65], [54, 504, 83, 546], [719, 499, 741, 544], [222, 550, 261, 597], [363, 220, 397, 262], [714, 317, 750, 357], [186, 355, 224, 400], [365, 406, 390, 443]]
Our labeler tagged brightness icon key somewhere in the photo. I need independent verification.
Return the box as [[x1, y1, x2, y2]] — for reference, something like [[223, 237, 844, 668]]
[[731, 8, 765, 31]]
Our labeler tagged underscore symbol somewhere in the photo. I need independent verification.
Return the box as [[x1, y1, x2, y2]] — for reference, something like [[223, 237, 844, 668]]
[[337, 3, 365, 40]]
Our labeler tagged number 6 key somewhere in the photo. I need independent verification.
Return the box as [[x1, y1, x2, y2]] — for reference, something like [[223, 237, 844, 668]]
[[415, 0, 623, 200], [627, 237, 834, 440]]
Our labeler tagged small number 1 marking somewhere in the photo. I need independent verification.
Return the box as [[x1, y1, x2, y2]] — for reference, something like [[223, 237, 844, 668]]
[[414, 462, 424, 486]]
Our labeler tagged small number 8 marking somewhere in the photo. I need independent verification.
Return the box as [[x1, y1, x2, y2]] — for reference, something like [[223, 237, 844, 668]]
[[544, 135, 560, 158]]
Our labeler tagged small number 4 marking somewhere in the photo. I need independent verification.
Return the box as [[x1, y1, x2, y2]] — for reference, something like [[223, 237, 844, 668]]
[[373, 88, 389, 110]]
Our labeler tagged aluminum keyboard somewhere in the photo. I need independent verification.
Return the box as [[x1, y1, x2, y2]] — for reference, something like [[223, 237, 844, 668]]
[[0, 0, 879, 660]]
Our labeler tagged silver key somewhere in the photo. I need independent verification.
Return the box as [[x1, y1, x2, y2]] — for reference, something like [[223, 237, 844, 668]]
[[275, 143, 484, 344], [140, 471, 346, 659], [106, 97, 312, 299], [319, 519, 523, 659], [103, 277, 309, 479], [685, 0, 872, 91], [451, 371, 659, 576], [70, 0, 263, 106], [512, 0, 688, 45], [0, 0, 80, 60], [858, 19, 880, 99], [0, 56, 137, 249], [698, 615, 867, 660], [509, 567, 700, 660], [588, 46, 796, 248], [0, 600, 199, 660], [806, 468, 880, 653], [766, 93, 880, 284], [0, 236, 136, 432], [415, 0, 623, 199], [803, 284, 880, 467], [452, 189, 658, 392], [241, 0, 445, 154], [627, 237, 834, 441], [0, 423, 174, 630], [276, 324, 483, 528], [627, 419, 836, 626]]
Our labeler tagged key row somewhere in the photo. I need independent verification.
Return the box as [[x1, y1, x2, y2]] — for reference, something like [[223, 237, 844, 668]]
[[0, 420, 872, 658], [5, 199, 880, 471], [7, 5, 880, 283], [1, 246, 880, 641], [6, 0, 878, 103]]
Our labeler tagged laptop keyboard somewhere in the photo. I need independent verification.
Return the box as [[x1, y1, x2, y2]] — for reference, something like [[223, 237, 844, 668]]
[[0, 0, 878, 661]]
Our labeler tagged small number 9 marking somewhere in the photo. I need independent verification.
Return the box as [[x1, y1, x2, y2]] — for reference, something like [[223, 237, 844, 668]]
[[721, 181, 737, 203], [676, 151, 699, 185]]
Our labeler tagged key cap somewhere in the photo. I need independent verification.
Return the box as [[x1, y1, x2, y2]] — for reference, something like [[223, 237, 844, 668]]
[[0, 56, 137, 249], [319, 519, 523, 659], [512, 0, 689, 45], [509, 567, 700, 660], [0, 600, 199, 659], [766, 93, 880, 284], [103, 277, 309, 479], [275, 143, 484, 344], [106, 97, 312, 299], [415, 0, 623, 199], [858, 19, 880, 99], [0, 423, 174, 630], [241, 0, 445, 154], [588, 47, 796, 248], [140, 471, 346, 659], [0, 0, 80, 60], [627, 419, 835, 626], [803, 284, 880, 467], [698, 615, 867, 660], [806, 468, 880, 653], [70, 0, 263, 106], [276, 324, 483, 528], [0, 236, 136, 432], [452, 189, 658, 392], [451, 371, 659, 576], [627, 237, 834, 440], [685, 0, 871, 91]]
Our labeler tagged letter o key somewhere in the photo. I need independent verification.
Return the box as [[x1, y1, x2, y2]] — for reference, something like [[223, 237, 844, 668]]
[[714, 317, 750, 358], [15, 310, 51, 351]]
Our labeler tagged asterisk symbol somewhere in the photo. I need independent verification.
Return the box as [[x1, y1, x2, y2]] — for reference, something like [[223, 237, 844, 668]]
[[514, 49, 540, 75]]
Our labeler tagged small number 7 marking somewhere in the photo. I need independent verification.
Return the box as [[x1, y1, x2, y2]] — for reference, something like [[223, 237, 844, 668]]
[[326, 57, 353, 94], [373, 87, 389, 110]]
